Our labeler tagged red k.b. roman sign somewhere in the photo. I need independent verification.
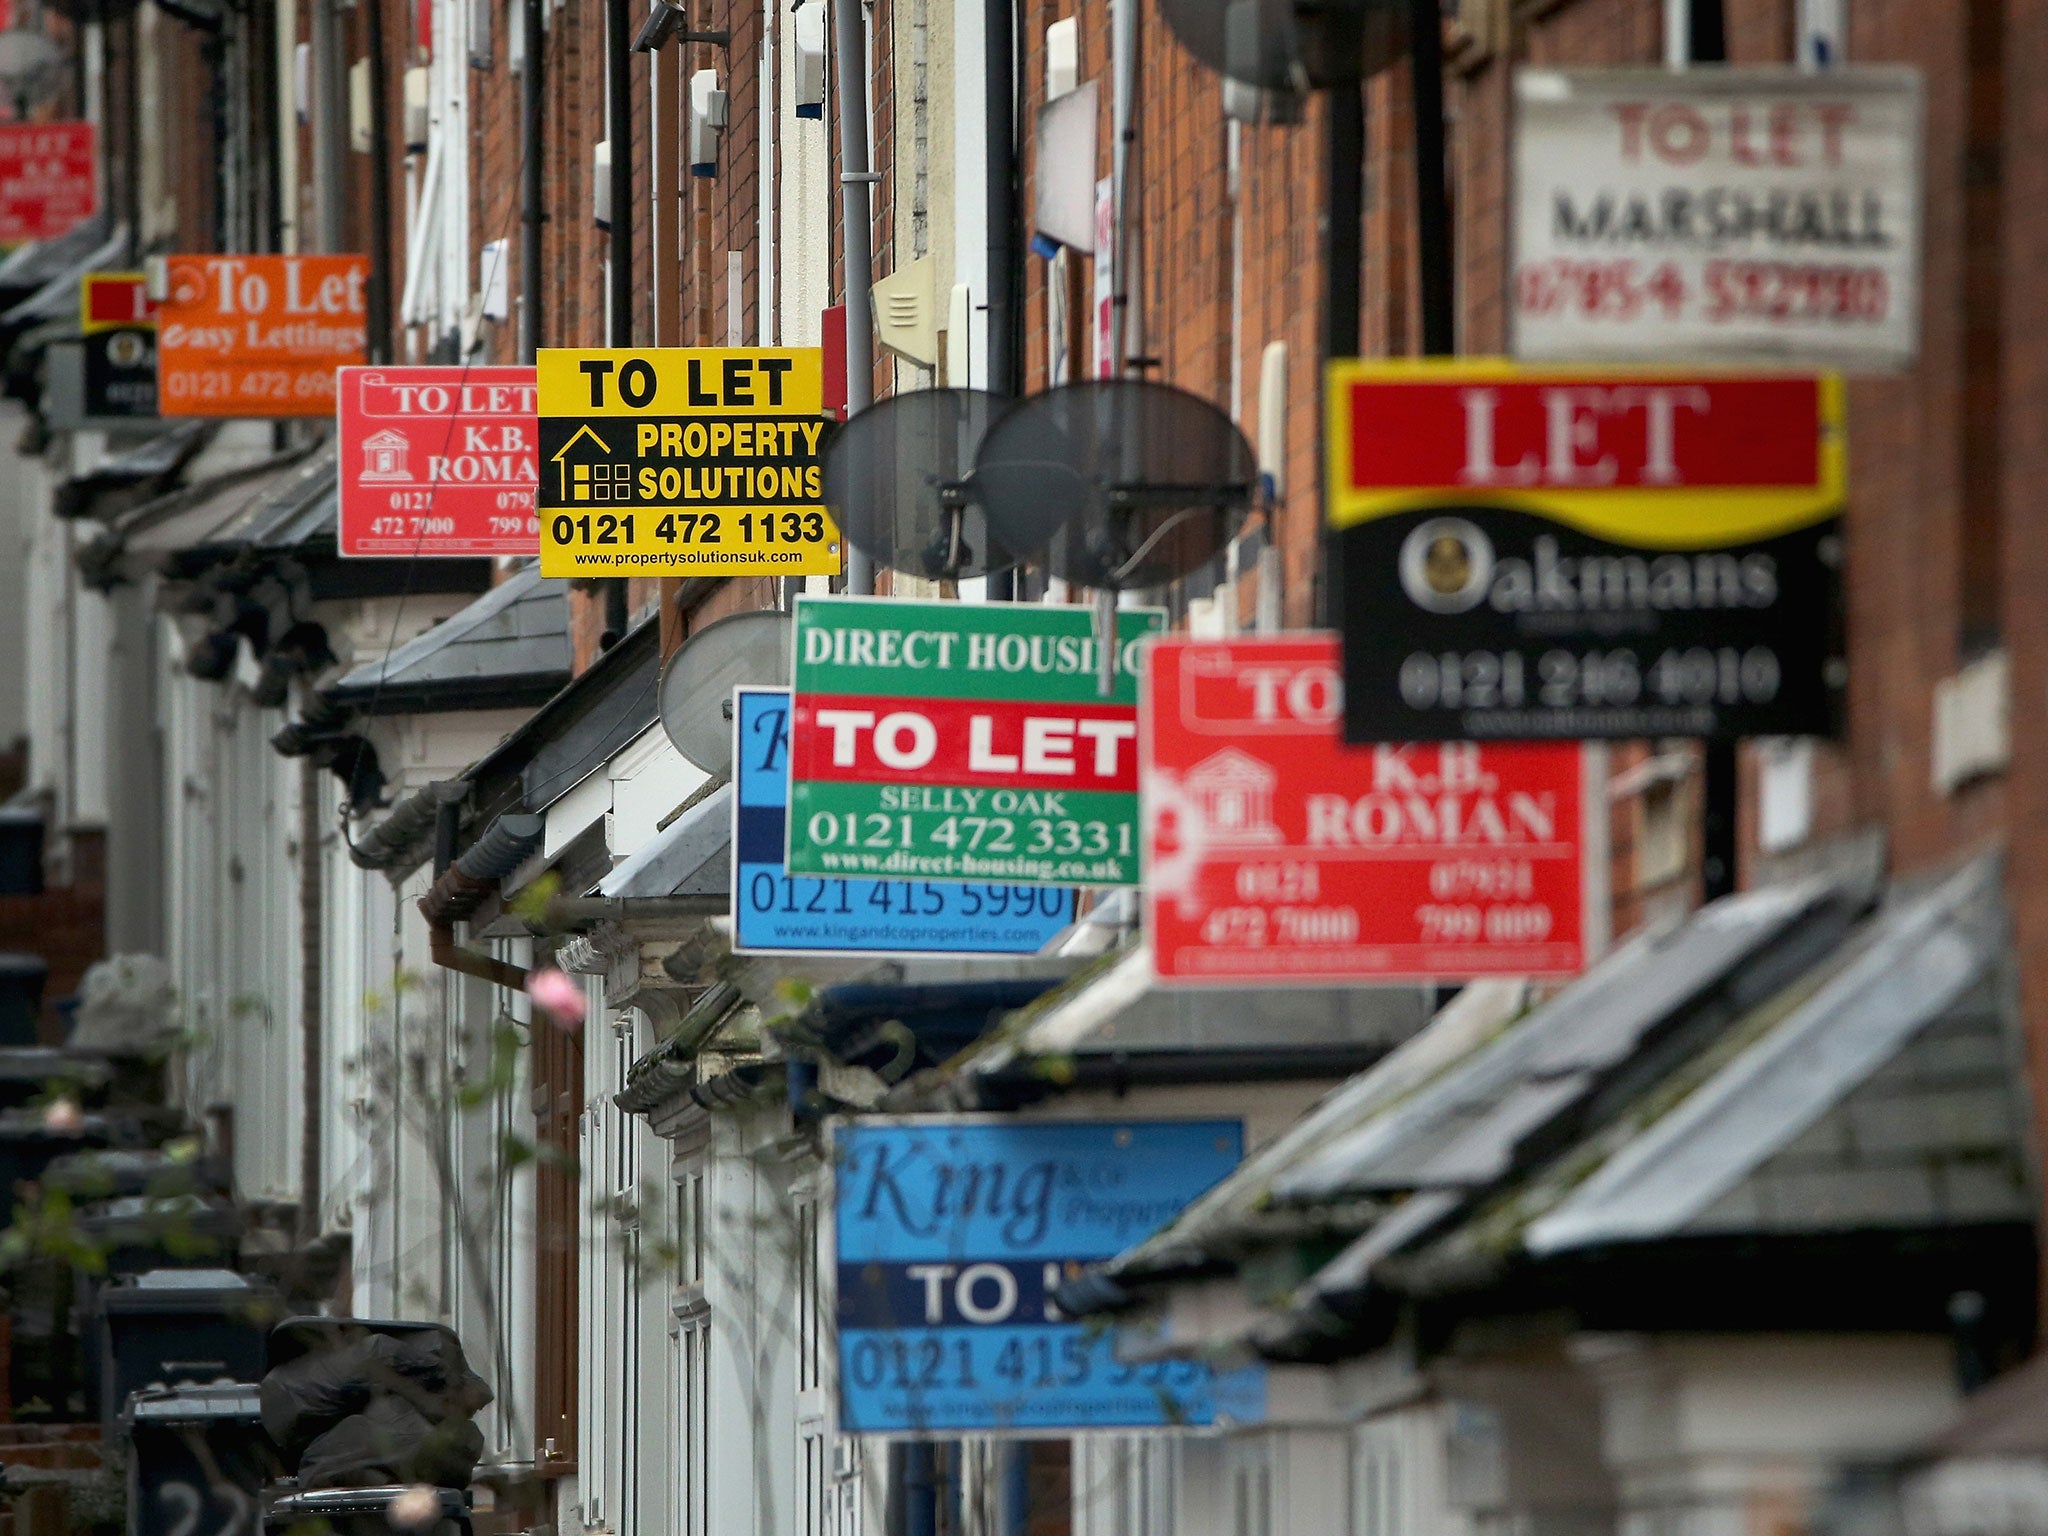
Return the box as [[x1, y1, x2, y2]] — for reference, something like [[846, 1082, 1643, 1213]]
[[0, 122, 97, 245], [337, 365, 540, 556], [1141, 633, 1586, 985]]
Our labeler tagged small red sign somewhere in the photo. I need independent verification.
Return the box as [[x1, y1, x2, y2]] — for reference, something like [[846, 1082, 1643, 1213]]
[[81, 271, 154, 331], [336, 365, 540, 557], [1342, 374, 1823, 493], [1141, 634, 1585, 985], [0, 122, 97, 245]]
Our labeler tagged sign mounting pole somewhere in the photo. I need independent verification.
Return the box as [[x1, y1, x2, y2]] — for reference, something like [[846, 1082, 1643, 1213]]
[[1671, 0, 1741, 904], [833, 0, 875, 596], [1408, 0, 1454, 357]]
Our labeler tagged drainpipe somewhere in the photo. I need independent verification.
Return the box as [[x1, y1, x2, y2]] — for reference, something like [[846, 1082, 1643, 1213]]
[[429, 925, 531, 990], [364, 0, 395, 362], [311, 0, 346, 250], [298, 759, 324, 1243], [519, 0, 545, 361], [981, 0, 1018, 602], [606, 0, 633, 344], [1109, 0, 1139, 372], [998, 1444, 1030, 1536], [833, 0, 875, 594], [1407, 0, 1453, 356], [983, 0, 1016, 399], [1663, 0, 1739, 905], [419, 813, 545, 986]]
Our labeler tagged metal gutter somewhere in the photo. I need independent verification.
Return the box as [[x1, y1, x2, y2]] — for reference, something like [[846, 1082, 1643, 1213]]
[[964, 1044, 1400, 1111], [419, 812, 546, 927], [350, 781, 468, 873]]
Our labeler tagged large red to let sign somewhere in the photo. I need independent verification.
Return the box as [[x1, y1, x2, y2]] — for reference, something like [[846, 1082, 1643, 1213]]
[[157, 254, 367, 417], [337, 365, 539, 556], [0, 122, 97, 244], [1141, 634, 1586, 985]]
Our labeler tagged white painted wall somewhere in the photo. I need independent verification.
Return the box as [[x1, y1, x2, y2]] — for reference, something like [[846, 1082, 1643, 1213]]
[[778, 0, 833, 346], [0, 405, 38, 757], [158, 632, 305, 1203]]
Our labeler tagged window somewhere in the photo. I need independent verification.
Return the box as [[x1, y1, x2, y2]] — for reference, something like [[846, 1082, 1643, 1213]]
[[530, 1012, 581, 1467], [797, 1199, 826, 1392], [672, 1156, 711, 1536], [1229, 1441, 1273, 1536], [1353, 1425, 1405, 1536]]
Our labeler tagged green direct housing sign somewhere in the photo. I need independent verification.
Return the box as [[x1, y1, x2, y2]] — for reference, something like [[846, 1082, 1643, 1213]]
[[788, 596, 1166, 887]]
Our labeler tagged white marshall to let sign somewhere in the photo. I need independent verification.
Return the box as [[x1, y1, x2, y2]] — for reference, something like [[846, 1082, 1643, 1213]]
[[1511, 66, 1923, 371]]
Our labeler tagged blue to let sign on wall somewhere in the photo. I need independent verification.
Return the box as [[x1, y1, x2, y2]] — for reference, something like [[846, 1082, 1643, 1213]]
[[732, 689, 1076, 956], [834, 1117, 1262, 1434]]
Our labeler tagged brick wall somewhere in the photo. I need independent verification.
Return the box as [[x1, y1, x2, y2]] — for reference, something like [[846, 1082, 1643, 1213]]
[[1014, 0, 1326, 625], [1442, 0, 2023, 926], [2000, 0, 2048, 1235]]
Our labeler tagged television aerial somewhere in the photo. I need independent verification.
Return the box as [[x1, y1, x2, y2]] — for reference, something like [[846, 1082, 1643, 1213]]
[[656, 608, 793, 778]]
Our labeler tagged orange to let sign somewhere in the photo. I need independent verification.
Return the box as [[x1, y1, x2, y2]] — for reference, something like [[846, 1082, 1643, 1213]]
[[157, 255, 369, 418]]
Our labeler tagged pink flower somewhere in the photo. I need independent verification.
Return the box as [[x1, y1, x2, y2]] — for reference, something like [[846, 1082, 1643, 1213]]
[[525, 967, 587, 1029], [41, 1097, 83, 1134], [386, 1486, 442, 1530]]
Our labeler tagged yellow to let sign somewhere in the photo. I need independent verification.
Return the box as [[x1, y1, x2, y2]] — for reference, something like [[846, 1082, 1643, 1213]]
[[536, 346, 842, 577]]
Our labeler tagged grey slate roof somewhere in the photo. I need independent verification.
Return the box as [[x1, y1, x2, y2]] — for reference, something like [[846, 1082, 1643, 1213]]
[[1069, 854, 2027, 1366], [324, 562, 572, 714], [1270, 877, 1865, 1206]]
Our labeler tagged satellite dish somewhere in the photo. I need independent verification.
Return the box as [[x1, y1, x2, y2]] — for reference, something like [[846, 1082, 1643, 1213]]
[[974, 379, 1256, 594], [823, 387, 1053, 581], [656, 609, 793, 777], [1155, 0, 1404, 91]]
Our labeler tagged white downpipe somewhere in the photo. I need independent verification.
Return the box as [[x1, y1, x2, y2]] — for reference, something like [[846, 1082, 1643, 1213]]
[[760, 0, 777, 343], [399, 135, 445, 326], [1664, 0, 1691, 64]]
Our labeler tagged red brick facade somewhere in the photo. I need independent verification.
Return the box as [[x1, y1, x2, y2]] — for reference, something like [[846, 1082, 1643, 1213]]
[[125, 0, 2048, 1287]]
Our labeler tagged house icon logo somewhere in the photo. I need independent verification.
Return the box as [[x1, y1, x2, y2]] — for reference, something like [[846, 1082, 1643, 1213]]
[[1184, 748, 1283, 846], [359, 428, 413, 483], [551, 424, 620, 502]]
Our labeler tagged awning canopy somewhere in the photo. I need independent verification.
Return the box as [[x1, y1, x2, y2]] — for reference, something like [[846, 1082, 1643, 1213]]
[[139, 445, 340, 571], [1273, 877, 1866, 1205]]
